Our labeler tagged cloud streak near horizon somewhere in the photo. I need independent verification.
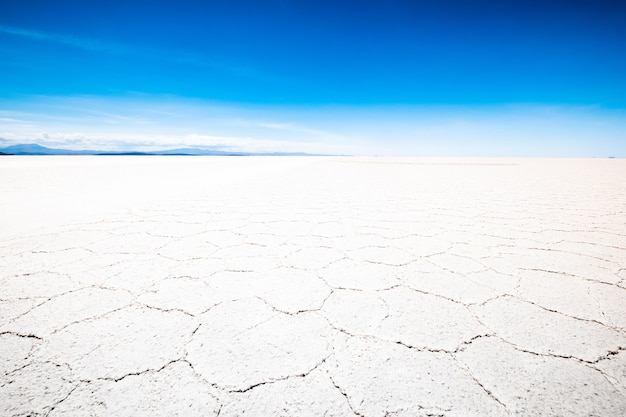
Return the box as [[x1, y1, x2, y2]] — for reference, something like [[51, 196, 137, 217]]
[[1, 95, 624, 157]]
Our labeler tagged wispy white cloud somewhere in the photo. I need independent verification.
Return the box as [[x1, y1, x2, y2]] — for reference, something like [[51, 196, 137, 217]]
[[0, 95, 364, 154], [246, 121, 352, 143], [0, 24, 132, 54], [0, 24, 275, 82], [0, 117, 28, 123]]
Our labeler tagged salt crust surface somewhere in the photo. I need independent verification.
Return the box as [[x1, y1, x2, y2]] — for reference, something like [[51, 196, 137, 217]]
[[1, 156, 626, 416]]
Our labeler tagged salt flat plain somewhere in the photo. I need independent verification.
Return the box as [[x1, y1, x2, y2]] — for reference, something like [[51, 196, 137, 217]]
[[1, 156, 626, 416]]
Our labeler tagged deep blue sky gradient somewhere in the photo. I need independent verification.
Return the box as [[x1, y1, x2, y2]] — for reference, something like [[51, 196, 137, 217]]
[[1, 0, 625, 155]]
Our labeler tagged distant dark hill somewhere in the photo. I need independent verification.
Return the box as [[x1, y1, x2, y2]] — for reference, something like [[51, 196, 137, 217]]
[[0, 143, 89, 155], [0, 143, 339, 156], [95, 151, 152, 156]]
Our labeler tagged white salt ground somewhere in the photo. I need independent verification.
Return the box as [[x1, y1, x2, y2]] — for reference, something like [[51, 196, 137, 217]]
[[1, 156, 625, 416]]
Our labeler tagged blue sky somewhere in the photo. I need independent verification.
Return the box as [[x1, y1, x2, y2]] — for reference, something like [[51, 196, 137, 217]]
[[1, 0, 625, 156]]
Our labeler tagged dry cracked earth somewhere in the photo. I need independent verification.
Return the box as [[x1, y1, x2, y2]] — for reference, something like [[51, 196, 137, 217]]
[[1, 156, 626, 416]]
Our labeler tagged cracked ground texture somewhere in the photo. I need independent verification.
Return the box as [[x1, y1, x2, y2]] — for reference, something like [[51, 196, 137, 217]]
[[1, 156, 626, 416]]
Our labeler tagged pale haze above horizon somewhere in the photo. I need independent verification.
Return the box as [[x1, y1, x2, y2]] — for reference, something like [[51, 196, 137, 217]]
[[1, 0, 625, 157]]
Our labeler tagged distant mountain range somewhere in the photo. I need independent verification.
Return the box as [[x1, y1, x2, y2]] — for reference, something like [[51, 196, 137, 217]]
[[0, 143, 332, 156]]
